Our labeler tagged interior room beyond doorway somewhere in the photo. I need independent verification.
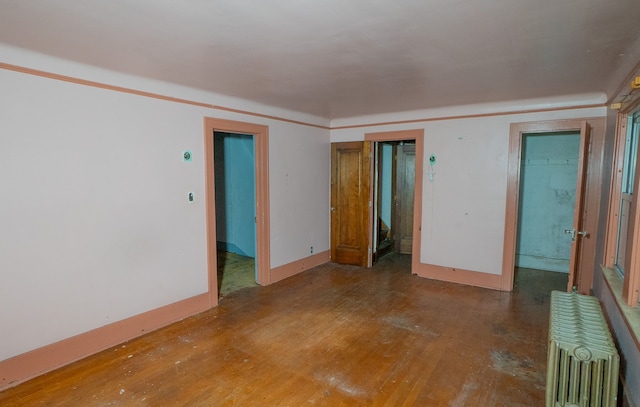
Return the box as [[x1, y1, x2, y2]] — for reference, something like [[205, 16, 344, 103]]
[[515, 131, 580, 287], [214, 131, 258, 297], [373, 140, 415, 264]]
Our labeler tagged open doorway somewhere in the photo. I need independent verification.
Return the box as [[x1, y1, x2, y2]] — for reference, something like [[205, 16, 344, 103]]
[[329, 129, 423, 274], [367, 129, 423, 275], [213, 131, 258, 297], [514, 131, 580, 290], [372, 140, 416, 264], [502, 119, 599, 293], [204, 117, 271, 306]]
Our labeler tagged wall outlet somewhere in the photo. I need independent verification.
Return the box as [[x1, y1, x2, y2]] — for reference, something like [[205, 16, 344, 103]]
[[310, 246, 314, 254]]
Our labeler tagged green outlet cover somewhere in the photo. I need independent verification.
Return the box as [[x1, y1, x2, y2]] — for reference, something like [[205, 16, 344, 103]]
[[429, 154, 436, 166], [183, 150, 192, 162]]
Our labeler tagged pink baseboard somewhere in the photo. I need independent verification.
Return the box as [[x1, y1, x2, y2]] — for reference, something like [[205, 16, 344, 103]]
[[416, 263, 503, 291], [0, 293, 211, 391], [269, 250, 331, 284]]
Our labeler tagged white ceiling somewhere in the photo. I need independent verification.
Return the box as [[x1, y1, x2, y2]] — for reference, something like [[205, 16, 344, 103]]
[[1, 0, 639, 119]]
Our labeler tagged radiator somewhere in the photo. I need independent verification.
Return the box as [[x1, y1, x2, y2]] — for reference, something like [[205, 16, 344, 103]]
[[546, 291, 619, 407]]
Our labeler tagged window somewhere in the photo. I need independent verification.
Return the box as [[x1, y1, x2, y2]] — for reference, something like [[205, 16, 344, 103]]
[[614, 112, 640, 276], [607, 108, 640, 306], [621, 113, 640, 194]]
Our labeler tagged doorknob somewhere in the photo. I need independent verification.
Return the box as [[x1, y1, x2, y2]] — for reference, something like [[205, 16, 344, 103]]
[[564, 229, 588, 241]]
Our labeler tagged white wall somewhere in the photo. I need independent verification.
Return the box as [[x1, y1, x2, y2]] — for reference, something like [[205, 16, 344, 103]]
[[268, 121, 330, 265], [0, 46, 330, 361], [331, 98, 606, 275]]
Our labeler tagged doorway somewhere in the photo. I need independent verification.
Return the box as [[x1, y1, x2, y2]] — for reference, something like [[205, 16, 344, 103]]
[[502, 120, 593, 293], [213, 131, 258, 297], [328, 129, 423, 273], [372, 140, 416, 263], [204, 118, 271, 306], [514, 132, 581, 289]]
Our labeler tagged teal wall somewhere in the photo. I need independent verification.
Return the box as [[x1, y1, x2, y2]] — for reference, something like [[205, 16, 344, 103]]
[[214, 132, 256, 257], [380, 143, 393, 229], [516, 132, 580, 272]]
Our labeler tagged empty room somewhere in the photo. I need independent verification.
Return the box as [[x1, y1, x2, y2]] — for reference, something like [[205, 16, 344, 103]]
[[1, 1, 640, 406]]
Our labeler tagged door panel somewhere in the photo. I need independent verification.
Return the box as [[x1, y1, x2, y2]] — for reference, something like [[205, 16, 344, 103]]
[[331, 142, 371, 267], [394, 144, 415, 254], [567, 122, 591, 291]]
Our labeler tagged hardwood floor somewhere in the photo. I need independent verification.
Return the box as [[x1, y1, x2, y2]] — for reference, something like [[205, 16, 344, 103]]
[[0, 255, 567, 406]]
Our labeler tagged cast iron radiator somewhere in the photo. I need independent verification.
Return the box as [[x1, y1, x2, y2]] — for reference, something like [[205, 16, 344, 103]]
[[546, 291, 619, 407]]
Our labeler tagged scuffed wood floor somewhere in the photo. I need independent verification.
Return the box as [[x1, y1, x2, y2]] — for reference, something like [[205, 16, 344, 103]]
[[0, 254, 566, 406]]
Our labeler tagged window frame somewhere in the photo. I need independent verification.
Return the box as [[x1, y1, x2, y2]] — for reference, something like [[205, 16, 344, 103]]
[[605, 101, 640, 307]]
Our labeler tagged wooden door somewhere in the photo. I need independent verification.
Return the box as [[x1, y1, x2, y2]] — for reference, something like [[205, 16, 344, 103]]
[[567, 122, 591, 292], [394, 144, 415, 254], [331, 142, 371, 267]]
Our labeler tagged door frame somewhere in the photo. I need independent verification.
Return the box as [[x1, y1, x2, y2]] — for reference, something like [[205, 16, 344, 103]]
[[365, 129, 424, 275], [204, 117, 270, 306], [501, 118, 604, 293]]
